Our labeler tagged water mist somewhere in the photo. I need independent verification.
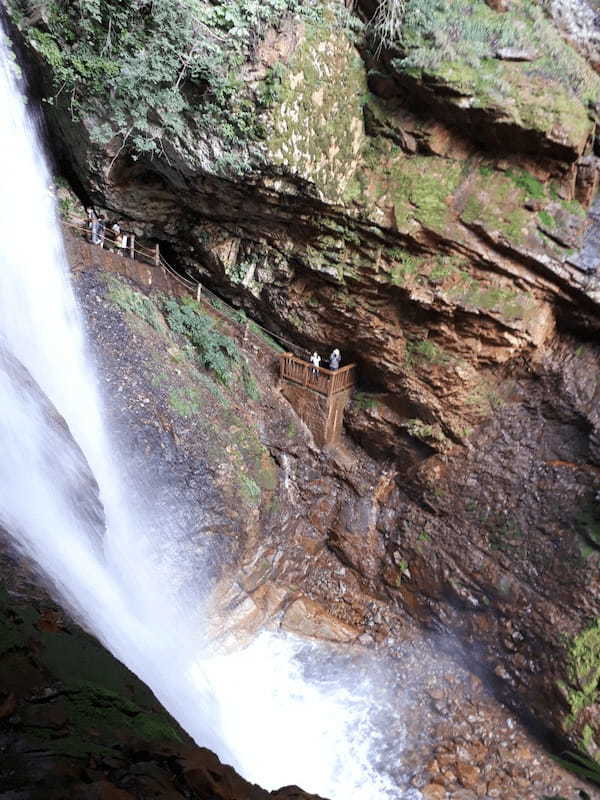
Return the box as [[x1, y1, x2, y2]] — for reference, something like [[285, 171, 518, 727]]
[[0, 18, 405, 799]]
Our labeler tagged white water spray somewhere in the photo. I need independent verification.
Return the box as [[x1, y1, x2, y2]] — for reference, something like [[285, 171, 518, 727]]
[[0, 19, 406, 799]]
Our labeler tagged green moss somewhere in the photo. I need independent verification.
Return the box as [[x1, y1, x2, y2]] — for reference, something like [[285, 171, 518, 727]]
[[561, 197, 587, 218], [390, 0, 598, 153], [562, 619, 600, 719], [392, 156, 463, 231], [460, 169, 531, 244], [506, 168, 545, 200], [169, 387, 201, 417], [354, 391, 378, 411], [266, 12, 367, 199], [538, 210, 556, 229]]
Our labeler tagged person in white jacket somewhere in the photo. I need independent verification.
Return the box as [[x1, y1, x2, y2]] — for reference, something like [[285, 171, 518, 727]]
[[310, 352, 321, 377]]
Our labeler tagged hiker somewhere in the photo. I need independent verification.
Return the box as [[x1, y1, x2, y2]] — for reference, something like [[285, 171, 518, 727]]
[[87, 208, 96, 242], [116, 231, 128, 256], [96, 216, 106, 247], [310, 351, 321, 377], [107, 222, 121, 253], [329, 348, 341, 371]]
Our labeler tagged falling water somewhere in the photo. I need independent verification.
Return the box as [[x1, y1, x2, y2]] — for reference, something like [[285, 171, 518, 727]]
[[0, 19, 406, 800]]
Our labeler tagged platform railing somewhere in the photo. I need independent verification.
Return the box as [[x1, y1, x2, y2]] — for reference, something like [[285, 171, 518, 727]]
[[279, 353, 356, 397]]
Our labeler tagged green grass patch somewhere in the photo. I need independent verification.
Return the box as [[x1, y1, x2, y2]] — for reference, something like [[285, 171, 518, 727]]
[[354, 391, 379, 411], [163, 297, 240, 385], [105, 276, 162, 329], [405, 338, 451, 367]]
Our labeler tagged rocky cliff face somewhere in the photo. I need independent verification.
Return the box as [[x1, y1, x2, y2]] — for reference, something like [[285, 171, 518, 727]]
[[5, 0, 600, 775]]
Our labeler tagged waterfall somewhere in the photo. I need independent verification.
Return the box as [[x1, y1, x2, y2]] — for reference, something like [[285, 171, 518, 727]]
[[0, 20, 406, 800]]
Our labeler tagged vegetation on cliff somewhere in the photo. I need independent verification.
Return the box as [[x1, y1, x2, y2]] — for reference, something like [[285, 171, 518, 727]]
[[7, 0, 322, 171]]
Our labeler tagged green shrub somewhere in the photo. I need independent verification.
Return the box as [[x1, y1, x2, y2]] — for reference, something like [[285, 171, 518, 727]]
[[405, 418, 445, 443], [354, 391, 378, 411], [163, 298, 239, 384], [106, 277, 162, 329], [405, 338, 450, 366]]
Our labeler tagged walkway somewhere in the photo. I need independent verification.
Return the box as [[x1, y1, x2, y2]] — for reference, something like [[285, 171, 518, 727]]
[[279, 353, 356, 398], [62, 218, 295, 354]]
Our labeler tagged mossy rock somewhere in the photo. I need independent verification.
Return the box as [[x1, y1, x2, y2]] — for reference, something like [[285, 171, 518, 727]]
[[265, 13, 367, 201], [389, 0, 598, 159]]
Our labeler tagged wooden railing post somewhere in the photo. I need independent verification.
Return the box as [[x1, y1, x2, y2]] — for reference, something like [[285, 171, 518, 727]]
[[155, 244, 160, 267], [129, 234, 135, 259]]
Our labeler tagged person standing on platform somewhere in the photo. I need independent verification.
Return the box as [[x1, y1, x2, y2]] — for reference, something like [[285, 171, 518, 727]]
[[329, 348, 341, 370], [310, 351, 321, 378]]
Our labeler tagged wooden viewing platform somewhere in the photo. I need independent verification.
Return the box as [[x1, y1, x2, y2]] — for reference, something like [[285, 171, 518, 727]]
[[279, 353, 356, 397], [279, 353, 357, 446]]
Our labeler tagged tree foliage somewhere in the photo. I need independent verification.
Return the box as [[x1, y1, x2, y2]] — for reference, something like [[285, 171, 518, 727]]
[[7, 0, 316, 168]]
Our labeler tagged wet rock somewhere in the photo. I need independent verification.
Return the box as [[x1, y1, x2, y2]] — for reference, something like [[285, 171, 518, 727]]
[[0, 345, 105, 552], [281, 596, 359, 643], [422, 784, 447, 800], [0, 550, 324, 800], [495, 46, 538, 60]]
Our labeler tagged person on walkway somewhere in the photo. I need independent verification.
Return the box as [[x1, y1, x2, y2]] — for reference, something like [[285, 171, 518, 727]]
[[109, 222, 120, 251], [116, 231, 128, 256], [96, 216, 106, 248], [329, 348, 341, 371], [87, 208, 97, 243], [310, 351, 321, 378]]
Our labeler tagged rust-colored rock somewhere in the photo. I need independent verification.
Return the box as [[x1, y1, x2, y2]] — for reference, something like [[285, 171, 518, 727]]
[[422, 784, 447, 800], [281, 596, 359, 642]]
